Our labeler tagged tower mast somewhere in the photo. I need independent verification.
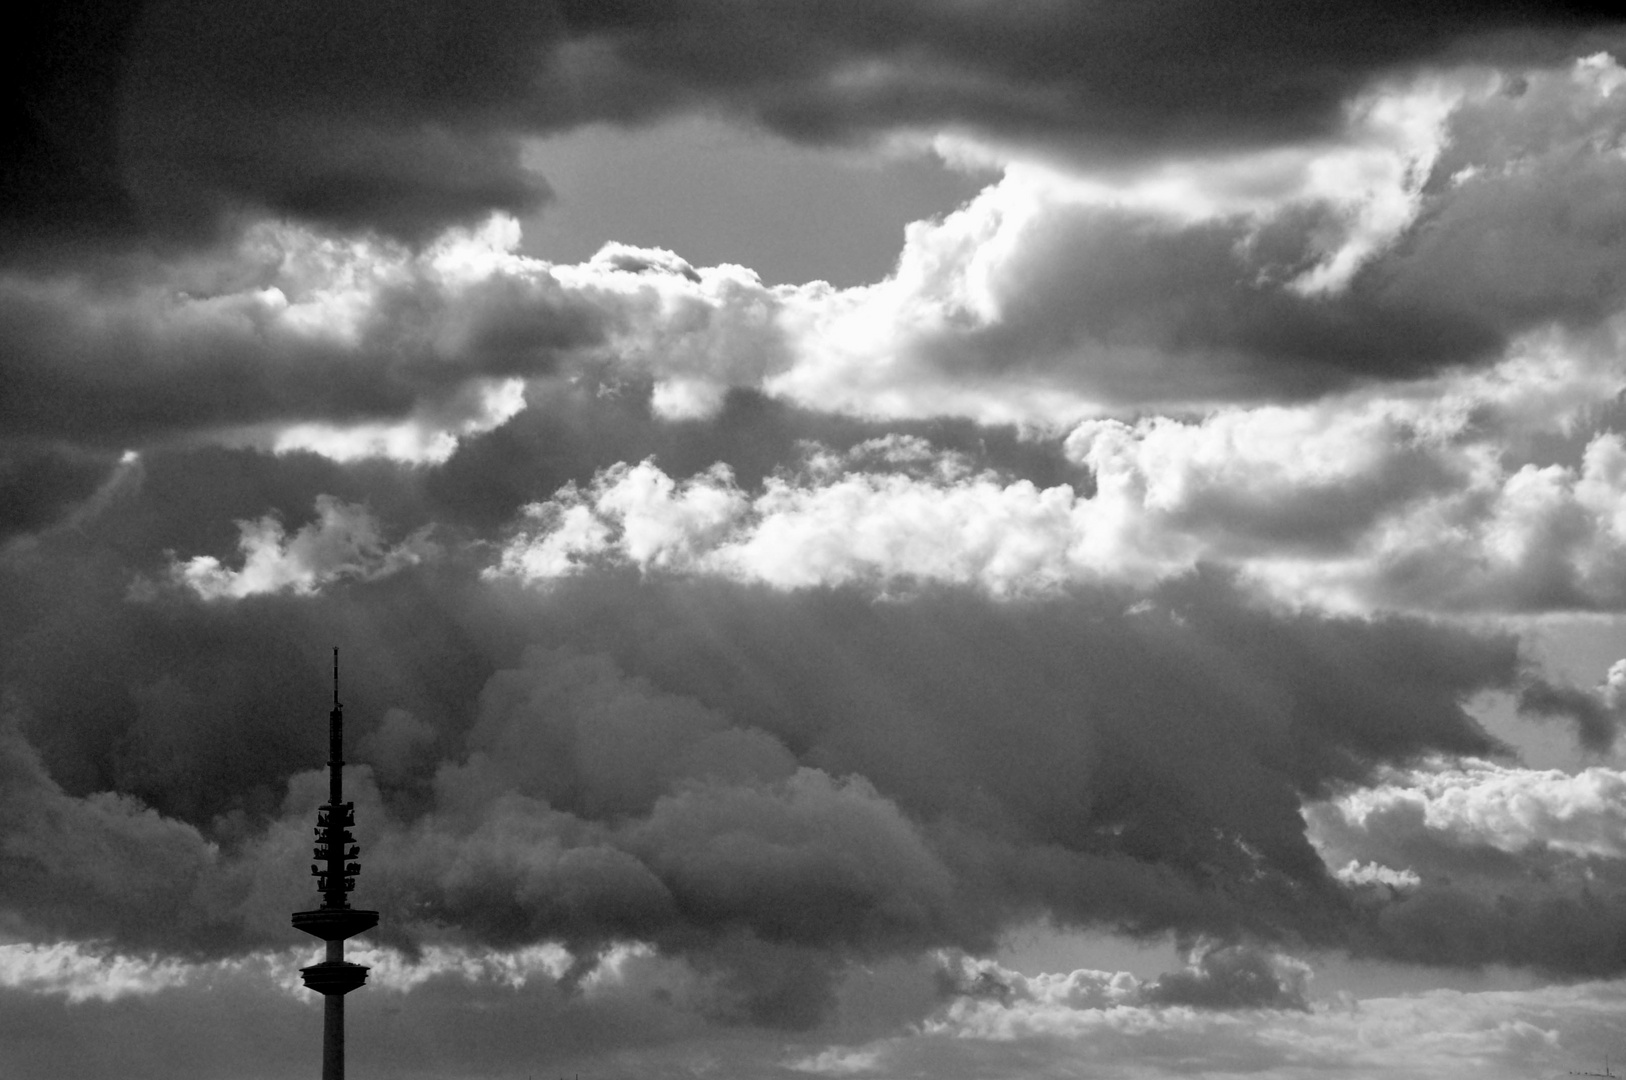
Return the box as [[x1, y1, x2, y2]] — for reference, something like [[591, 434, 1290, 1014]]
[[292, 649, 379, 1080]]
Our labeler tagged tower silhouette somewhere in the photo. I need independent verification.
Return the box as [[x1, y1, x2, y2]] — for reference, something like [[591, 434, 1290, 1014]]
[[292, 649, 379, 1080]]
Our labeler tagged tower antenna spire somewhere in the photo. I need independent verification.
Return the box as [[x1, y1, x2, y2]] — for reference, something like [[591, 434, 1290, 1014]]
[[293, 647, 378, 1080]]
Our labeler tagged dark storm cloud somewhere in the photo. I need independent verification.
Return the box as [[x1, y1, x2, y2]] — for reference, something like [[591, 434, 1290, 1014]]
[[0, 443, 124, 544], [2, 511, 1555, 1022], [11, 27, 1626, 471], [6, 415, 1623, 1024], [1139, 940, 1311, 1011], [0, 238, 606, 445], [1517, 676, 1624, 753], [1, 0, 555, 253], [1358, 865, 1626, 977], [0, 713, 224, 952], [5, 0, 1620, 253], [1308, 778, 1626, 977]]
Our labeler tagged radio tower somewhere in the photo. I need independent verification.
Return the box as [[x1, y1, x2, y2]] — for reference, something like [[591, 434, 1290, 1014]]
[[292, 649, 378, 1080]]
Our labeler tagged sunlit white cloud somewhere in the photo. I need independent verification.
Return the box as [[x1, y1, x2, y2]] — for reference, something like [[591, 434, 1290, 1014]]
[[8, 939, 1626, 1080], [168, 496, 425, 599], [0, 938, 660, 1004], [1061, 341, 1626, 614], [785, 1046, 885, 1075], [0, 942, 194, 1003], [487, 456, 1107, 596], [485, 338, 1626, 614], [13, 53, 1621, 464], [1308, 758, 1626, 862], [766, 55, 1626, 424], [1332, 860, 1423, 890], [264, 377, 527, 464], [899, 957, 1626, 1080], [937, 65, 1475, 291]]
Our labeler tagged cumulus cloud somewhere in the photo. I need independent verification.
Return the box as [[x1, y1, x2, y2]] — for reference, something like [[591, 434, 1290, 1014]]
[[767, 57, 1626, 421], [7, 937, 1617, 1080], [167, 496, 424, 599], [340, 647, 967, 1023], [1306, 759, 1626, 973], [0, 214, 803, 459], [490, 456, 1101, 596], [9, 53, 1626, 499], [1, 561, 1568, 1008], [1260, 425, 1626, 614], [0, 711, 224, 951], [3, 638, 954, 1022], [937, 942, 1311, 1017], [1142, 939, 1313, 1011], [765, 321, 1592, 618], [484, 385, 1626, 617], [1518, 666, 1626, 753], [909, 955, 1622, 1080], [0, 942, 193, 1004], [11, 42, 1626, 479], [12, 10, 1626, 1074], [266, 377, 527, 465], [1310, 759, 1626, 862], [0, 938, 739, 1080], [0, 218, 598, 450], [1045, 372, 1626, 615]]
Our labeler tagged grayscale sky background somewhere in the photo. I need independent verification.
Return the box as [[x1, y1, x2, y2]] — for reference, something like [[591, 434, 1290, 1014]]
[[7, 3, 1626, 1078]]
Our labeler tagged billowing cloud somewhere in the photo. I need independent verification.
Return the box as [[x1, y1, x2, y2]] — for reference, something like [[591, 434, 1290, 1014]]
[[6, 938, 1621, 1080], [0, 711, 223, 951], [10, 7, 1626, 1077], [3, 563, 1551, 983], [0, 938, 744, 1080], [1518, 662, 1626, 753], [1060, 377, 1626, 614], [167, 495, 425, 599], [1306, 759, 1626, 973], [0, 215, 797, 455], [490, 455, 1097, 596], [0, 218, 601, 448], [10, 56, 1626, 477], [767, 57, 1626, 419], [1310, 758, 1626, 862], [938, 941, 1312, 1016], [484, 379, 1626, 615], [1141, 939, 1313, 1011], [908, 954, 1626, 1080]]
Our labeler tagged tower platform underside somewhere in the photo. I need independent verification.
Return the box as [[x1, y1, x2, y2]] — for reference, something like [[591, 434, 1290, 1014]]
[[292, 908, 379, 942]]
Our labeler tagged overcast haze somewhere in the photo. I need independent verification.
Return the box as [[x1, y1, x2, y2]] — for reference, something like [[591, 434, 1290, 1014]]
[[8, 2, 1626, 1078]]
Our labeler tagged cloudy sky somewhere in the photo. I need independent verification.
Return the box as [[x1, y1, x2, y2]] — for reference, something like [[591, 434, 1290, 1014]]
[[10, 2, 1626, 1077]]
